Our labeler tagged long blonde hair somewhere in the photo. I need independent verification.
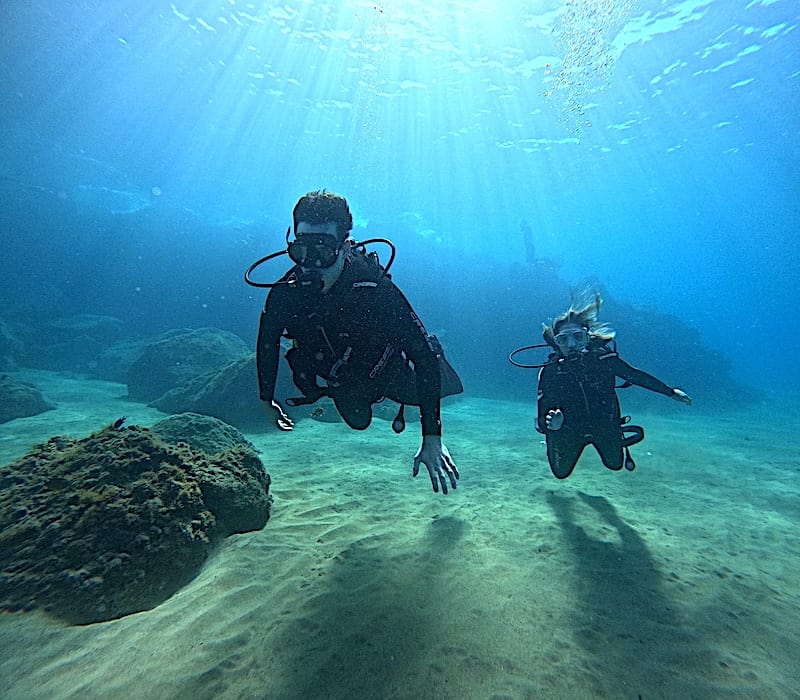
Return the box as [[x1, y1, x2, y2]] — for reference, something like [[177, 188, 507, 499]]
[[542, 289, 616, 349]]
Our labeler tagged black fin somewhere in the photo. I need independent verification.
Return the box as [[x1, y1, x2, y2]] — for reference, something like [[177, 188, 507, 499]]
[[439, 354, 464, 397]]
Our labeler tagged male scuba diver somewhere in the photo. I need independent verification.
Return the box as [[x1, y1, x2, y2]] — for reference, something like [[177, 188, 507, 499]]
[[533, 292, 691, 479], [251, 190, 463, 495]]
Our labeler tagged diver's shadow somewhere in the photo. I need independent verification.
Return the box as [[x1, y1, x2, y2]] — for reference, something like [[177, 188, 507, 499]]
[[273, 515, 466, 699], [547, 491, 686, 689]]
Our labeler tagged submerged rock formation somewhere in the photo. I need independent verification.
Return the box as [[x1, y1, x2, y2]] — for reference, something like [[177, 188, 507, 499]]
[[0, 415, 271, 625], [0, 373, 56, 424], [150, 354, 265, 430], [125, 327, 250, 402], [0, 318, 23, 371], [150, 352, 307, 431], [149, 411, 257, 455]]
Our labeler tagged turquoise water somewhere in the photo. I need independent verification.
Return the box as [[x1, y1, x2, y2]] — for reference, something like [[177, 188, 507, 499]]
[[1, 1, 798, 698], [1, 0, 797, 391]]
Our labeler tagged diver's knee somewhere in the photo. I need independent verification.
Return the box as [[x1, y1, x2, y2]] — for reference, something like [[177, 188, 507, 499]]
[[600, 451, 624, 471], [340, 407, 372, 430], [550, 461, 576, 479]]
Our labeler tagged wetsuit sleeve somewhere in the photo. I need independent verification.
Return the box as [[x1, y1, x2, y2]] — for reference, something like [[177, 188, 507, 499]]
[[610, 355, 674, 396], [256, 288, 288, 402], [383, 282, 442, 436], [536, 363, 555, 433]]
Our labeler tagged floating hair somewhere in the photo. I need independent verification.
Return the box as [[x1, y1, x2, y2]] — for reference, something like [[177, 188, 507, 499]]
[[542, 288, 616, 348]]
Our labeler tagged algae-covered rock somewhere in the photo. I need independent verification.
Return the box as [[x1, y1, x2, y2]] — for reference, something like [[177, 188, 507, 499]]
[[150, 412, 256, 455], [150, 413, 268, 535], [0, 374, 56, 423], [0, 420, 271, 625]]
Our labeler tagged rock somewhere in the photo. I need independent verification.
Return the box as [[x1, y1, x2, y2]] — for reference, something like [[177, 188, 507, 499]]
[[17, 314, 125, 372], [149, 412, 256, 455], [47, 314, 124, 344], [0, 374, 56, 424], [0, 319, 23, 371], [150, 354, 265, 429], [149, 413, 267, 536], [150, 351, 333, 430], [125, 328, 250, 402], [0, 421, 271, 625], [90, 338, 152, 382]]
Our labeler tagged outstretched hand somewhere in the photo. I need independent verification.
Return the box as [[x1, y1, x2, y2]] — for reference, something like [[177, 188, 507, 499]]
[[671, 388, 692, 405], [413, 435, 459, 495], [267, 399, 295, 431]]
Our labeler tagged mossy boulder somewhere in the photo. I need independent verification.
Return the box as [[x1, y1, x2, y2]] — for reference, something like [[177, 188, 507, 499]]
[[149, 412, 257, 455], [0, 418, 271, 625]]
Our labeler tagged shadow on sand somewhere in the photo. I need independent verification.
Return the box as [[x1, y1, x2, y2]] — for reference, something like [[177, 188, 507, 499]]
[[272, 514, 467, 698], [547, 491, 710, 697]]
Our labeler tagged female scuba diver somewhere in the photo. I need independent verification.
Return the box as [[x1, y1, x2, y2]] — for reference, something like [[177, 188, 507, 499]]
[[528, 292, 692, 479]]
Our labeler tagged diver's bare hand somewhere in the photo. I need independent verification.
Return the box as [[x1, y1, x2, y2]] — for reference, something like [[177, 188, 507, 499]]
[[545, 408, 564, 430], [413, 435, 459, 495], [671, 388, 692, 405], [266, 399, 294, 431]]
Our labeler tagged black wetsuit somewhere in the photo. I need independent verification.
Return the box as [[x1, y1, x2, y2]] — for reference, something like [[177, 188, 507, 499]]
[[257, 252, 457, 434], [536, 345, 673, 479]]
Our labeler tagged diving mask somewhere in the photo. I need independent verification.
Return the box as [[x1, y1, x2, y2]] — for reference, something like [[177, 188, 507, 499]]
[[287, 234, 341, 269], [554, 328, 589, 348]]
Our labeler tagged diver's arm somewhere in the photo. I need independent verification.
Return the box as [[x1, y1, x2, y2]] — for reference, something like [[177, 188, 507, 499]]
[[385, 283, 442, 436], [256, 291, 283, 402], [536, 364, 558, 432], [611, 356, 691, 402], [256, 288, 295, 430], [408, 350, 456, 493], [413, 350, 442, 437], [407, 347, 457, 493], [384, 282, 458, 494]]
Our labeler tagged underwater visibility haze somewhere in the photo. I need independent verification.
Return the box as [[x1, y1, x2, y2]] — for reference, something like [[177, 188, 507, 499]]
[[0, 0, 799, 698], [1, 0, 798, 391]]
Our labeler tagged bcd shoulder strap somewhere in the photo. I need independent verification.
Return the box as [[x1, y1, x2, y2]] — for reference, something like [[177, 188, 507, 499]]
[[347, 248, 390, 286]]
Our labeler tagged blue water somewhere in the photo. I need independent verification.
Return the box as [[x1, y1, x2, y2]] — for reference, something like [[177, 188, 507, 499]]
[[1, 0, 797, 396]]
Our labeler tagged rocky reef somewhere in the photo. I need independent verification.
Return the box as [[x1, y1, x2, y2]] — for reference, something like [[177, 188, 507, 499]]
[[0, 414, 271, 625]]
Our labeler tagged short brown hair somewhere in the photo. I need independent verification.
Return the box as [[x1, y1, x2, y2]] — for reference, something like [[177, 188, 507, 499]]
[[292, 190, 353, 240]]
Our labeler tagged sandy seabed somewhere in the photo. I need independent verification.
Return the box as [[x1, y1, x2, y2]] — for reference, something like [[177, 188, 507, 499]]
[[1, 371, 798, 699]]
